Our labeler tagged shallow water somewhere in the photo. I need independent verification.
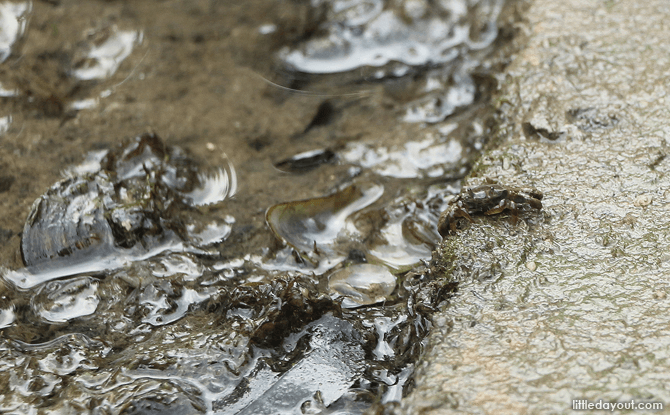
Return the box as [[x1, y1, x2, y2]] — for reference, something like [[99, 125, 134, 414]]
[[0, 0, 517, 413]]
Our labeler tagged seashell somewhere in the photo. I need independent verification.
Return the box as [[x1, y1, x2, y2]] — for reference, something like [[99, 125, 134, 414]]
[[21, 174, 116, 267]]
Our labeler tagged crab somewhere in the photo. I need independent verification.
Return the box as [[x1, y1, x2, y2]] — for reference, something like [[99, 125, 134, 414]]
[[437, 183, 543, 237]]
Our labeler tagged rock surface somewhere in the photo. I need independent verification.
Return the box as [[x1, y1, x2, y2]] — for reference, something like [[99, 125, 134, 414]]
[[403, 0, 670, 413]]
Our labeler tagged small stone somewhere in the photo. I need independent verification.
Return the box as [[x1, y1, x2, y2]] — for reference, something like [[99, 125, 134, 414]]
[[634, 194, 652, 207], [525, 261, 537, 271], [206, 142, 215, 151], [653, 290, 667, 300]]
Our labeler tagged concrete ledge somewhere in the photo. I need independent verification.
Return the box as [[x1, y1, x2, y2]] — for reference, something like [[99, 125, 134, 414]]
[[403, 0, 670, 413]]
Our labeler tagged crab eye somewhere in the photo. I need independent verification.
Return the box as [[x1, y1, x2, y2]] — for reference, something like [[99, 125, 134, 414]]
[[488, 187, 507, 198]]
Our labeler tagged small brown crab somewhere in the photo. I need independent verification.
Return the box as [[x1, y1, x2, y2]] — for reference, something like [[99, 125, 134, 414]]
[[437, 183, 543, 237]]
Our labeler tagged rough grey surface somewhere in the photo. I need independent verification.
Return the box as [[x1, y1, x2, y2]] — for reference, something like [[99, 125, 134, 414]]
[[402, 0, 670, 413]]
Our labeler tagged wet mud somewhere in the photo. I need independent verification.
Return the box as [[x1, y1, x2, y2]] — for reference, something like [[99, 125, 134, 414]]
[[0, 0, 524, 413]]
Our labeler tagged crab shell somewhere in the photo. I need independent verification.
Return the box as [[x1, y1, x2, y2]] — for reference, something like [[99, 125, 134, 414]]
[[437, 184, 543, 237]]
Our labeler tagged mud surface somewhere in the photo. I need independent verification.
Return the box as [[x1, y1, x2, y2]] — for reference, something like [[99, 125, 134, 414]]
[[402, 0, 670, 413], [0, 0, 523, 413]]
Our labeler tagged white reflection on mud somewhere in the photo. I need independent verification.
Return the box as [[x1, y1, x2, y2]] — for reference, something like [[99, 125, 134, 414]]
[[186, 157, 238, 206], [280, 0, 501, 74], [0, 305, 15, 328], [0, 114, 11, 135], [140, 285, 212, 326], [72, 29, 143, 81], [0, 82, 18, 97], [342, 135, 463, 178], [0, 1, 30, 62]]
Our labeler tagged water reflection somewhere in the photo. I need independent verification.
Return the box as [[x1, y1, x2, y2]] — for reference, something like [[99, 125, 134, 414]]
[[279, 0, 501, 74], [266, 182, 384, 267], [33, 277, 100, 323], [0, 83, 18, 97], [404, 68, 477, 123], [0, 305, 15, 328], [367, 200, 440, 269], [0, 114, 11, 135], [327, 264, 396, 308], [342, 134, 463, 178]]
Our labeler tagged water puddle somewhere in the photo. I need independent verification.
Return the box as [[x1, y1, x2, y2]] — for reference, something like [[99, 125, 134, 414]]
[[279, 0, 501, 74], [327, 264, 396, 308], [0, 0, 518, 413], [33, 277, 100, 323], [266, 182, 384, 268]]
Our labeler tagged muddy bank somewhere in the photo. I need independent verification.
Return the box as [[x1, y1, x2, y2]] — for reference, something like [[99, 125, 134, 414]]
[[402, 0, 670, 413]]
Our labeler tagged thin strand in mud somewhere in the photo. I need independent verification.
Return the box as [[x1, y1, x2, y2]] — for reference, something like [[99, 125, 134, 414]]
[[251, 70, 375, 98]]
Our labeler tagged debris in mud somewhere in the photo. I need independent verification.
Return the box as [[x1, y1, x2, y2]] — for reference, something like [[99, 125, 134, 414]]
[[274, 148, 337, 173], [203, 271, 449, 414], [208, 275, 342, 348], [302, 100, 338, 133]]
